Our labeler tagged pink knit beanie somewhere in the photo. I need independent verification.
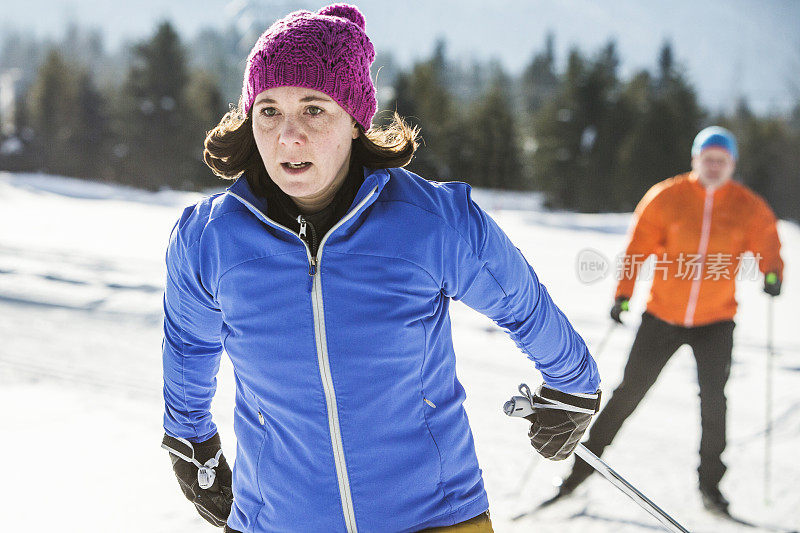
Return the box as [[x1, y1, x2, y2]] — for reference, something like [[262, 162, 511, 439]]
[[242, 3, 377, 130]]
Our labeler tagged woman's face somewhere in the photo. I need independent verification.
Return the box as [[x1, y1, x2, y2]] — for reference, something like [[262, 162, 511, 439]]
[[251, 86, 359, 213]]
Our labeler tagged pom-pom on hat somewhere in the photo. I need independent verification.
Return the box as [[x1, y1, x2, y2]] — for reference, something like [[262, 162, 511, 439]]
[[692, 126, 738, 160], [242, 3, 377, 130]]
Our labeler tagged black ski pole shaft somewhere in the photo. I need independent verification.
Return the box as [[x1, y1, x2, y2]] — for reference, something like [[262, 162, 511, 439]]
[[765, 297, 775, 504], [574, 445, 690, 533]]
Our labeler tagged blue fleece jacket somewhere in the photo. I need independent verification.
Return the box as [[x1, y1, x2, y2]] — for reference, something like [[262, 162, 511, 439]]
[[162, 166, 599, 532]]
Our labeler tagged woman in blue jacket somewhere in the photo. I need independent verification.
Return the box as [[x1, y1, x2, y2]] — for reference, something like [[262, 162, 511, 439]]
[[161, 4, 600, 532]]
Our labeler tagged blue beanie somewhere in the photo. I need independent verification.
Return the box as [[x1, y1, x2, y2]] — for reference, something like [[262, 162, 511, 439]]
[[691, 126, 737, 160]]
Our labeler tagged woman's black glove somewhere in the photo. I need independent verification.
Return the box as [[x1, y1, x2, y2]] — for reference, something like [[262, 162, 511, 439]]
[[504, 383, 601, 460], [162, 432, 233, 527]]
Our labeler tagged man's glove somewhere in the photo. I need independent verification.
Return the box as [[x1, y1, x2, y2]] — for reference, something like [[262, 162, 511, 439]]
[[610, 296, 629, 324], [162, 432, 233, 527], [504, 383, 601, 460], [764, 272, 781, 297]]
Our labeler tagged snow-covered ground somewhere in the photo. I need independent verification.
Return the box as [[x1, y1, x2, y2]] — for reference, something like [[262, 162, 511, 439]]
[[1, 171, 797, 532]]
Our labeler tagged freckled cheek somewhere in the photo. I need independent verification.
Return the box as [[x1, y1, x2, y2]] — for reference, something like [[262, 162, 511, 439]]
[[253, 126, 280, 157], [307, 125, 349, 149], [305, 121, 333, 137]]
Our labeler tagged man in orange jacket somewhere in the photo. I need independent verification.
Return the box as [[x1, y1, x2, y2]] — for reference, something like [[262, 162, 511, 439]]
[[557, 126, 783, 514]]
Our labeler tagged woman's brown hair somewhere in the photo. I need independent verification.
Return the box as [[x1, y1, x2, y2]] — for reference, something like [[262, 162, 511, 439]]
[[203, 101, 418, 197]]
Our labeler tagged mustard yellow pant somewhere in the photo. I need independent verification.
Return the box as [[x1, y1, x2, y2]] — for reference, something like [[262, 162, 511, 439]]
[[419, 511, 493, 532]]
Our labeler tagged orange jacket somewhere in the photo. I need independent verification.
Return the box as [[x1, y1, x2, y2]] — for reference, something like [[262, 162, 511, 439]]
[[616, 172, 783, 327]]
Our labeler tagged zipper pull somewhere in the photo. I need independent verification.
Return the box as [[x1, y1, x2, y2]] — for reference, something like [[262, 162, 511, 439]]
[[296, 215, 316, 276]]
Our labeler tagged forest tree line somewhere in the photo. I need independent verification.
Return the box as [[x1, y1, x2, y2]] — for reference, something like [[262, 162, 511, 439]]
[[1, 22, 798, 219]]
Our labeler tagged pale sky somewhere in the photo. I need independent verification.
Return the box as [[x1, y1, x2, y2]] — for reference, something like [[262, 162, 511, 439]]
[[2, 0, 799, 113]]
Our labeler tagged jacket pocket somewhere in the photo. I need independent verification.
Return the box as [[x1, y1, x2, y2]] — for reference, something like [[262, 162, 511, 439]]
[[421, 394, 452, 510], [230, 398, 270, 532]]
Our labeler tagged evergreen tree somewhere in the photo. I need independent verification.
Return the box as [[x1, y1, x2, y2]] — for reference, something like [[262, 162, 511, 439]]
[[26, 49, 108, 179], [72, 70, 110, 178], [790, 101, 800, 133], [577, 42, 628, 212], [115, 22, 195, 189], [520, 32, 559, 116], [531, 48, 585, 208], [184, 69, 225, 188], [532, 43, 630, 211], [389, 45, 458, 179], [730, 101, 800, 221], [658, 41, 674, 80], [27, 49, 69, 173], [459, 71, 525, 190], [616, 42, 702, 209], [189, 26, 248, 106]]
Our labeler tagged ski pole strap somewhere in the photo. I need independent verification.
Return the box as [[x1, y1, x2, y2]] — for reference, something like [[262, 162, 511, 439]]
[[162, 434, 223, 490], [503, 383, 601, 419], [533, 384, 601, 415]]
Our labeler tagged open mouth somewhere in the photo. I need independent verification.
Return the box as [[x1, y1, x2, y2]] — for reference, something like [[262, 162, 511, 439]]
[[282, 162, 312, 170]]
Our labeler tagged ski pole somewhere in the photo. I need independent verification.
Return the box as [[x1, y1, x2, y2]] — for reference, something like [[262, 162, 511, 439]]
[[575, 445, 690, 533], [505, 453, 540, 498], [765, 296, 775, 504], [504, 387, 689, 533], [592, 321, 618, 358]]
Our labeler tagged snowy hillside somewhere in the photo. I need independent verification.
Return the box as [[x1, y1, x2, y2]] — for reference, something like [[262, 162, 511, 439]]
[[1, 171, 798, 532]]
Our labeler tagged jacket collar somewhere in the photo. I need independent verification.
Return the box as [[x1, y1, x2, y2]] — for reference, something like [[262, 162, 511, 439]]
[[688, 171, 734, 196], [226, 167, 391, 228], [226, 175, 268, 216]]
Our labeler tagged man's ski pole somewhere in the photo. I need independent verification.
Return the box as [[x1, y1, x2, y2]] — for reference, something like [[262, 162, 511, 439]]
[[574, 445, 689, 533], [765, 296, 775, 504]]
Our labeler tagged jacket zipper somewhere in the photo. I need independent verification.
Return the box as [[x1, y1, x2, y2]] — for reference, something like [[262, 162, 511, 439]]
[[229, 186, 379, 533], [305, 188, 377, 533], [684, 188, 714, 326], [297, 215, 319, 275]]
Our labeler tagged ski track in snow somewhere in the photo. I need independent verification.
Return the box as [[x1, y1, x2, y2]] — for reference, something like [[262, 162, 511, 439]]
[[1, 172, 798, 532]]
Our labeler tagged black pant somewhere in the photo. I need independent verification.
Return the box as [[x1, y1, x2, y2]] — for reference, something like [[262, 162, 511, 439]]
[[576, 312, 734, 488]]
